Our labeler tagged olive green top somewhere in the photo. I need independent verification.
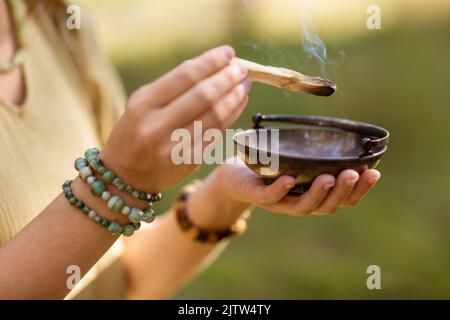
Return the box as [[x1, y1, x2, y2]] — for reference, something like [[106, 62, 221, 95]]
[[0, 3, 126, 299]]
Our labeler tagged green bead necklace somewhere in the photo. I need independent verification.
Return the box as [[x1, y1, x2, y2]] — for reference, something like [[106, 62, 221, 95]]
[[0, 0, 27, 73]]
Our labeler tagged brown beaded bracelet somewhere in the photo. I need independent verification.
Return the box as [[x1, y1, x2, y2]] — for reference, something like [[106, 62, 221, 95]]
[[174, 180, 251, 244]]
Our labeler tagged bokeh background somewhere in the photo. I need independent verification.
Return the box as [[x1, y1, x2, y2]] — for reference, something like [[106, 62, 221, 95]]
[[79, 0, 450, 299]]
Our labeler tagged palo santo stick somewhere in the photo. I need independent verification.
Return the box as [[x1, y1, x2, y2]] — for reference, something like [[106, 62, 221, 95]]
[[232, 57, 336, 97]]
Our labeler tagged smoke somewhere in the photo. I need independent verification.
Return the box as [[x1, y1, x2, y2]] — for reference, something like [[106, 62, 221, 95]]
[[300, 0, 328, 76]]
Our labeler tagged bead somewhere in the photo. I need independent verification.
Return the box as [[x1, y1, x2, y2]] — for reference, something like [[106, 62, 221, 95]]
[[101, 191, 111, 201], [0, 61, 14, 72], [102, 170, 116, 183], [97, 166, 107, 175], [78, 166, 93, 181], [88, 157, 102, 171], [141, 210, 155, 223], [121, 206, 131, 215], [74, 157, 88, 170], [139, 192, 147, 201], [85, 148, 99, 160], [91, 180, 106, 197], [108, 195, 125, 212], [82, 206, 90, 214], [107, 222, 121, 234], [122, 224, 135, 237], [102, 220, 110, 228], [112, 177, 122, 186], [69, 197, 77, 205], [88, 210, 97, 219], [12, 48, 26, 66], [133, 222, 141, 230], [94, 216, 103, 224], [125, 185, 133, 193], [86, 176, 96, 185], [75, 200, 83, 209], [153, 193, 162, 202], [118, 184, 126, 192], [128, 208, 143, 223], [131, 190, 140, 198]]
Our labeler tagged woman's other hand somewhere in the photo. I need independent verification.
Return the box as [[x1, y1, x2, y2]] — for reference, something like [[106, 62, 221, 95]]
[[186, 157, 381, 230]]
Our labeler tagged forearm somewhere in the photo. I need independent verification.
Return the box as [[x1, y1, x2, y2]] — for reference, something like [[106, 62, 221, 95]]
[[0, 177, 128, 299], [121, 209, 226, 299], [122, 169, 250, 299]]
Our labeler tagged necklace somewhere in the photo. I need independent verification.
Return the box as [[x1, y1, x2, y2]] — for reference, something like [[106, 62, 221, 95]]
[[0, 0, 27, 73]]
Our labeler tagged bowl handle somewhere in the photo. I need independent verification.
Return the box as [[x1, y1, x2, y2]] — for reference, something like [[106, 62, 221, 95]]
[[252, 113, 389, 156]]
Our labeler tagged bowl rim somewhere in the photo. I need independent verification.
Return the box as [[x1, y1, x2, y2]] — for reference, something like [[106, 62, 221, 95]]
[[233, 115, 389, 162]]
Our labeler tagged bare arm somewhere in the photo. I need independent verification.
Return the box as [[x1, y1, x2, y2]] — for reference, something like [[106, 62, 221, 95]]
[[0, 178, 127, 299]]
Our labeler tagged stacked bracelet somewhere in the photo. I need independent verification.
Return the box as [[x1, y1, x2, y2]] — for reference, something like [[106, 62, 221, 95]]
[[82, 148, 161, 203], [63, 147, 162, 237], [74, 148, 159, 224], [62, 180, 141, 237], [174, 180, 251, 244]]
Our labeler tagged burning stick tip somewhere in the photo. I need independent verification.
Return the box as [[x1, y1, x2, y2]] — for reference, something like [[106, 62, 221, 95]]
[[309, 79, 337, 97]]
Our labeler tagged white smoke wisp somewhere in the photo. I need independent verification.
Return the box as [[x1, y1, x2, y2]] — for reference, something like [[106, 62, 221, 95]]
[[300, 0, 328, 76]]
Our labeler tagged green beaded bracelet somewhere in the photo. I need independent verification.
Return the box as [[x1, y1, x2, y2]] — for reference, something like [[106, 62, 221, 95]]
[[84, 148, 162, 203], [62, 180, 141, 237], [74, 161, 156, 225]]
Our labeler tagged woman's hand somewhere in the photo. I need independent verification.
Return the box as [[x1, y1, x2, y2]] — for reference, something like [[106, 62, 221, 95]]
[[226, 159, 380, 215], [187, 157, 381, 229], [101, 45, 250, 193]]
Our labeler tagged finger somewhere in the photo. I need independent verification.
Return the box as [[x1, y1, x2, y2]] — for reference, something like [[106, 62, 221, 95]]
[[134, 45, 235, 107], [292, 174, 335, 215], [164, 63, 248, 127], [314, 169, 359, 215], [262, 174, 335, 216], [172, 91, 248, 166], [194, 79, 250, 131], [344, 169, 380, 206], [163, 89, 248, 166], [220, 94, 249, 130], [175, 89, 249, 157], [247, 175, 297, 205]]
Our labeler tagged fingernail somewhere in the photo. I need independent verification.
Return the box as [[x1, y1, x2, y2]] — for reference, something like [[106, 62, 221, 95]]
[[323, 183, 335, 190], [286, 183, 295, 189], [223, 46, 234, 60], [231, 64, 247, 77], [368, 177, 379, 185], [242, 78, 252, 93], [346, 178, 358, 186]]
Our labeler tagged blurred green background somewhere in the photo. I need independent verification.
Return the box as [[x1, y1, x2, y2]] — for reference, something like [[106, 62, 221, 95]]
[[82, 0, 450, 298]]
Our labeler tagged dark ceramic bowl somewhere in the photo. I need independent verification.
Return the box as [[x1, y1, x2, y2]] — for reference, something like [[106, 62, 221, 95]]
[[233, 114, 389, 194]]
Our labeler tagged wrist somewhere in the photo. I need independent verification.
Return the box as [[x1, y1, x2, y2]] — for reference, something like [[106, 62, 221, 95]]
[[187, 169, 250, 230], [99, 148, 160, 194]]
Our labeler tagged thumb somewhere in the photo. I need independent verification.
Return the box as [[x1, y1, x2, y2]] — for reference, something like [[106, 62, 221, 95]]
[[246, 175, 296, 205]]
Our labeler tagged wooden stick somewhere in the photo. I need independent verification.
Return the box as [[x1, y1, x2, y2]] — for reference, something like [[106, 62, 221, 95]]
[[232, 57, 336, 97]]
